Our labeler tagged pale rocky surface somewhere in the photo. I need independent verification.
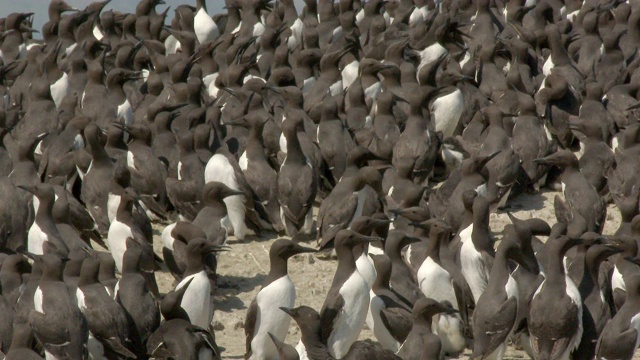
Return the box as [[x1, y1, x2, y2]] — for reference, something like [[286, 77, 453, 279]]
[[149, 190, 640, 359]]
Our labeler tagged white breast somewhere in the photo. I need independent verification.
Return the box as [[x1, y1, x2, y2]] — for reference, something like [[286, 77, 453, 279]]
[[543, 57, 554, 76], [367, 292, 401, 352], [76, 288, 87, 311], [107, 219, 133, 272], [355, 251, 376, 288], [564, 275, 584, 357], [27, 222, 48, 255], [65, 43, 77, 57], [364, 82, 382, 101], [164, 35, 180, 55], [432, 89, 464, 139], [107, 194, 120, 223], [409, 7, 425, 26], [342, 60, 360, 91], [253, 22, 266, 38], [329, 80, 344, 96], [458, 223, 473, 244], [505, 274, 519, 302], [161, 222, 177, 251], [127, 151, 136, 170], [250, 275, 296, 360], [50, 72, 70, 109], [117, 99, 133, 126], [239, 151, 248, 171], [418, 257, 457, 306], [177, 271, 213, 330], [113, 281, 120, 300], [460, 239, 489, 303], [93, 25, 104, 40], [327, 272, 370, 358], [34, 286, 44, 314], [417, 43, 447, 76], [355, 9, 365, 25], [204, 154, 253, 240], [287, 18, 304, 51], [194, 7, 220, 44], [612, 265, 626, 291], [302, 77, 316, 94]]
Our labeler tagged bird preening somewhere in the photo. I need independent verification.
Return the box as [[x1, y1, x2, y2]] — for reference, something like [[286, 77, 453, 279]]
[[1, 0, 640, 359]]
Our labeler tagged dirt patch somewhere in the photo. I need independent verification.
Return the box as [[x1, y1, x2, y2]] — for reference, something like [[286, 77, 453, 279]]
[[150, 190, 638, 359]]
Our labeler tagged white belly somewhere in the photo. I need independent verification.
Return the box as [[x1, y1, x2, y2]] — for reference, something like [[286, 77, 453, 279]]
[[287, 18, 304, 51], [50, 72, 70, 109], [417, 43, 447, 76], [107, 220, 133, 272], [92, 25, 104, 40], [329, 80, 344, 96], [177, 271, 213, 330], [302, 77, 316, 94], [460, 239, 490, 303], [34, 286, 44, 314], [564, 276, 584, 358], [117, 99, 133, 126], [612, 265, 626, 291], [161, 222, 177, 251], [543, 57, 554, 76], [204, 154, 253, 240], [327, 272, 370, 358], [28, 222, 48, 255], [107, 194, 120, 223], [458, 223, 472, 244], [367, 292, 401, 352], [433, 89, 464, 139], [417, 257, 457, 306], [409, 7, 425, 26], [204, 73, 219, 98], [342, 60, 360, 90], [239, 151, 248, 171], [194, 7, 220, 44], [250, 276, 296, 360], [164, 35, 180, 54], [355, 251, 376, 288]]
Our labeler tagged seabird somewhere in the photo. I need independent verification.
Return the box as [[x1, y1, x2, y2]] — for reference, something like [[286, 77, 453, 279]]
[[114, 245, 161, 359], [245, 239, 316, 359], [283, 305, 401, 360], [319, 229, 382, 358], [29, 254, 89, 360]]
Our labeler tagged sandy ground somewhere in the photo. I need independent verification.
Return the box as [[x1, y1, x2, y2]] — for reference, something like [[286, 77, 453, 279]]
[[149, 189, 640, 359]]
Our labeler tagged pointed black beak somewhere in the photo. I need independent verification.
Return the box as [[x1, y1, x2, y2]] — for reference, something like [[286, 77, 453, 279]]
[[279, 307, 294, 316], [291, 243, 318, 255], [17, 185, 36, 194]]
